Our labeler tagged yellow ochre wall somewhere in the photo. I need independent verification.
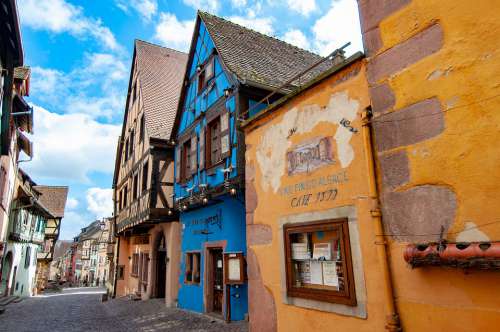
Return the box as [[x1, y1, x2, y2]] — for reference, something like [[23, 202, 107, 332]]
[[244, 60, 390, 331], [358, 0, 500, 330]]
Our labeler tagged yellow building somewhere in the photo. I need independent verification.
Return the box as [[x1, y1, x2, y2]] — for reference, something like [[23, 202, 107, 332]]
[[356, 0, 500, 330], [243, 54, 396, 331]]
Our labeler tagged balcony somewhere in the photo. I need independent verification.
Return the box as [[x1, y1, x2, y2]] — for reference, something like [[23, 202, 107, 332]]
[[9, 222, 31, 242]]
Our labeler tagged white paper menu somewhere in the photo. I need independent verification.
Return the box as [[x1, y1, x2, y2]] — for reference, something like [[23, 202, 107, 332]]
[[310, 260, 323, 285], [322, 261, 339, 287]]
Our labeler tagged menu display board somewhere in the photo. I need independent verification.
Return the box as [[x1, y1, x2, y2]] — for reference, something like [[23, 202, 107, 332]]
[[284, 219, 356, 306]]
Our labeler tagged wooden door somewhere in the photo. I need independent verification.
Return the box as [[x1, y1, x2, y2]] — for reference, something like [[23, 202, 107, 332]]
[[211, 249, 224, 313]]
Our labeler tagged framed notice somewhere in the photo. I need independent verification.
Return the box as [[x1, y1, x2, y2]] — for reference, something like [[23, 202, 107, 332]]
[[224, 252, 245, 284]]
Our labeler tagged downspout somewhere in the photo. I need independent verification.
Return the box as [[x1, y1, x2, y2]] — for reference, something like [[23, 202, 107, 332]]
[[361, 108, 401, 331]]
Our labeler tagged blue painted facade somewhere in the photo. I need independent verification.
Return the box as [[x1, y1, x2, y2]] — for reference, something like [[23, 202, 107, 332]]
[[173, 18, 248, 321]]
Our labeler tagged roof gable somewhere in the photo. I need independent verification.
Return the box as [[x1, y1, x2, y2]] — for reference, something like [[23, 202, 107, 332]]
[[135, 40, 188, 140], [33, 186, 69, 218], [198, 11, 335, 92]]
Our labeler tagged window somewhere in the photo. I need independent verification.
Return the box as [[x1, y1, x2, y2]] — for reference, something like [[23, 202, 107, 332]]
[[133, 173, 138, 201], [197, 57, 215, 94], [129, 130, 135, 158], [181, 140, 191, 181], [117, 265, 125, 280], [140, 115, 145, 142], [141, 253, 149, 285], [197, 70, 206, 94], [124, 138, 129, 161], [25, 247, 31, 268], [131, 253, 139, 277], [142, 161, 148, 192], [185, 252, 200, 284], [207, 118, 221, 167], [123, 185, 128, 207], [132, 82, 137, 104], [0, 166, 7, 208], [118, 191, 123, 211], [284, 219, 356, 306]]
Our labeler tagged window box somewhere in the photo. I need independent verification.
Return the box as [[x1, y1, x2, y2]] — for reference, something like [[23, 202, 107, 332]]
[[284, 218, 356, 306]]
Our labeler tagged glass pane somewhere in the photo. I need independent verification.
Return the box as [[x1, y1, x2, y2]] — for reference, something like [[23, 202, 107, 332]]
[[290, 227, 344, 292]]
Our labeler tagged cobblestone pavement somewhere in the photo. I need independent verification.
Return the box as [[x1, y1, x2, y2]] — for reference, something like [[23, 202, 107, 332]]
[[0, 287, 248, 332]]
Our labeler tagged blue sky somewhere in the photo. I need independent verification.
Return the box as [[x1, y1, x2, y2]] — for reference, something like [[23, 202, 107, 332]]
[[17, 0, 363, 240]]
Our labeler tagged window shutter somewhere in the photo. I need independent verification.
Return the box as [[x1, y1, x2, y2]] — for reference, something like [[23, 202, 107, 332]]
[[190, 134, 197, 176], [220, 112, 231, 159], [199, 127, 205, 170], [175, 147, 181, 182]]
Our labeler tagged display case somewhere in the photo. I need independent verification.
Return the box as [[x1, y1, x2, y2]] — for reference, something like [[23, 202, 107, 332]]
[[284, 218, 356, 305]]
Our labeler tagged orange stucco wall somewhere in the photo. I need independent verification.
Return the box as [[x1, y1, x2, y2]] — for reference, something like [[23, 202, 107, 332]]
[[115, 222, 180, 307], [244, 60, 393, 331], [358, 0, 500, 330]]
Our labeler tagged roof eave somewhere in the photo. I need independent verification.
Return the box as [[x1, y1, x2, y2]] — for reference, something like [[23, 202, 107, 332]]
[[241, 52, 366, 129]]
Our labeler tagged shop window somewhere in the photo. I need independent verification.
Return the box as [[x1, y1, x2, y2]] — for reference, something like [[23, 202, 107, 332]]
[[284, 218, 356, 306], [142, 161, 148, 192], [185, 252, 201, 284], [131, 253, 139, 277]]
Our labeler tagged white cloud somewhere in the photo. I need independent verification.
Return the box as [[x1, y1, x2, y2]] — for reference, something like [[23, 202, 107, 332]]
[[23, 105, 121, 183], [183, 0, 219, 13], [66, 197, 79, 210], [228, 16, 274, 35], [287, 0, 317, 16], [231, 0, 247, 8], [282, 29, 310, 50], [59, 211, 88, 240], [116, 0, 158, 21], [312, 0, 363, 56], [30, 53, 127, 120], [154, 13, 195, 51], [86, 187, 113, 219], [18, 0, 122, 51]]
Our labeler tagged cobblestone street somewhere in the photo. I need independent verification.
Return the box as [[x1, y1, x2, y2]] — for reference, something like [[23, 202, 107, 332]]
[[0, 287, 248, 332]]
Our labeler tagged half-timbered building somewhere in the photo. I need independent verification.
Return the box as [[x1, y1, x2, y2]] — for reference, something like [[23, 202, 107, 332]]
[[172, 11, 342, 322], [112, 40, 187, 306], [33, 185, 68, 292]]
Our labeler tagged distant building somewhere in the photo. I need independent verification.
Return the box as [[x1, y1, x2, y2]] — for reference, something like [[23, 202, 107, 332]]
[[34, 186, 68, 291]]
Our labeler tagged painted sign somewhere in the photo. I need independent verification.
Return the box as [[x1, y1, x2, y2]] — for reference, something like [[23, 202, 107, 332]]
[[187, 209, 223, 235], [287, 136, 335, 175]]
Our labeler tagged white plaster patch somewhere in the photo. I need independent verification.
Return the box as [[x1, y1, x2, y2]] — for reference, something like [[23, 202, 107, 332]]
[[255, 91, 360, 193], [445, 95, 460, 109], [456, 221, 490, 242]]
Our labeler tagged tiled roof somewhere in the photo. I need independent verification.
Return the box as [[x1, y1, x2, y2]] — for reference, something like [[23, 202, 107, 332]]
[[199, 11, 341, 92], [33, 186, 69, 218], [135, 40, 188, 140]]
